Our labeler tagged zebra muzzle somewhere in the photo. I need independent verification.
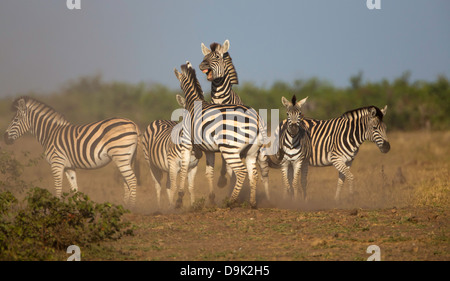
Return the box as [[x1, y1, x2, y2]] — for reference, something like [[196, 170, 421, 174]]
[[4, 132, 14, 145], [380, 141, 390, 153]]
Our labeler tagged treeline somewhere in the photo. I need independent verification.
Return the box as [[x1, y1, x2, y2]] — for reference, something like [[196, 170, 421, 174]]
[[1, 72, 449, 131]]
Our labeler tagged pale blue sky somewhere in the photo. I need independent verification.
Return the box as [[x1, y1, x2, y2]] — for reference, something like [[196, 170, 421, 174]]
[[0, 0, 449, 97]]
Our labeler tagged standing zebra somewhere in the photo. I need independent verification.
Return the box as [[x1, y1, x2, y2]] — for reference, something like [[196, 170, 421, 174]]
[[199, 39, 270, 199], [302, 105, 390, 201], [4, 97, 139, 207], [269, 95, 311, 200], [174, 62, 266, 208], [142, 95, 202, 208]]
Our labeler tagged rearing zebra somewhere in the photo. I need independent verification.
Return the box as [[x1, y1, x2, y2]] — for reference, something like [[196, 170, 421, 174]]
[[269, 95, 311, 201], [200, 39, 242, 105], [199, 39, 269, 198], [174, 62, 266, 208], [4, 97, 139, 207], [302, 105, 390, 200]]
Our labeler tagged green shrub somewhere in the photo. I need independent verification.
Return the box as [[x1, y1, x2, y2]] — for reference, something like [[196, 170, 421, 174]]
[[0, 188, 133, 260]]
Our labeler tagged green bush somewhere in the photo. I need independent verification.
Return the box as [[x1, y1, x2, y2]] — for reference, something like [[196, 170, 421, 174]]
[[0, 147, 133, 260], [0, 188, 133, 260]]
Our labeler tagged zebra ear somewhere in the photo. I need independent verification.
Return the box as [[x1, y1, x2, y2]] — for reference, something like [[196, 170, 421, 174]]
[[296, 96, 308, 108], [381, 105, 388, 116], [174, 68, 182, 81], [281, 96, 291, 108], [201, 43, 211, 56], [176, 94, 186, 108], [222, 39, 230, 53], [17, 98, 27, 112], [369, 107, 377, 117]]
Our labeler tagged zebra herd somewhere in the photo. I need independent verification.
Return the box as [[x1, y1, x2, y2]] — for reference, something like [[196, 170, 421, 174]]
[[3, 39, 390, 209]]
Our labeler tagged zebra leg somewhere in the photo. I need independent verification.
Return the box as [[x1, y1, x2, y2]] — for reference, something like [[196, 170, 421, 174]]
[[112, 155, 137, 208], [187, 165, 198, 206], [204, 152, 216, 204], [346, 161, 354, 195], [280, 163, 292, 200], [149, 166, 163, 209], [176, 147, 192, 208], [257, 151, 270, 201], [291, 161, 302, 201], [332, 160, 354, 201], [220, 148, 247, 207], [217, 155, 228, 188], [51, 163, 65, 199], [168, 159, 183, 209], [300, 163, 309, 201], [245, 149, 259, 208], [64, 169, 78, 192]]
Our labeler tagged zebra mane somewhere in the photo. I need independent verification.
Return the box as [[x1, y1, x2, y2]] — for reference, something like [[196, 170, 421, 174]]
[[291, 95, 297, 105], [224, 52, 239, 85], [210, 42, 220, 52], [183, 64, 205, 101], [12, 96, 67, 122], [342, 106, 384, 121]]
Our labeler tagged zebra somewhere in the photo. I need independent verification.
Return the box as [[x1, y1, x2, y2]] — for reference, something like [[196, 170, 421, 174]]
[[174, 61, 267, 208], [142, 95, 203, 208], [4, 97, 139, 207], [199, 39, 270, 199], [268, 95, 311, 201], [200, 39, 242, 105], [302, 105, 390, 201]]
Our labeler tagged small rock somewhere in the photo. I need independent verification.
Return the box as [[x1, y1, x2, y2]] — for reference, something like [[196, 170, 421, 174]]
[[310, 238, 327, 247]]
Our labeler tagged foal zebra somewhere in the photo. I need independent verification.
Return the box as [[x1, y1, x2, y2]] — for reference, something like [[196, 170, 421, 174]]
[[199, 39, 269, 197], [269, 95, 311, 200], [142, 95, 202, 208], [302, 105, 390, 200], [174, 62, 267, 208], [4, 97, 139, 207]]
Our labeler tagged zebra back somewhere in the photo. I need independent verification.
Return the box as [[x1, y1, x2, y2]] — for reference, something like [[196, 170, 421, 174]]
[[302, 105, 390, 167]]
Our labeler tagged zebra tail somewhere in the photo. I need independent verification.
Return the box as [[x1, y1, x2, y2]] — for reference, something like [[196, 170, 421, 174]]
[[132, 125, 144, 186], [266, 153, 283, 169]]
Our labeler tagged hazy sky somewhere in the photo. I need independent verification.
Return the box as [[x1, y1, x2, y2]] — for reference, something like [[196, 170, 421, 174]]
[[0, 0, 449, 97]]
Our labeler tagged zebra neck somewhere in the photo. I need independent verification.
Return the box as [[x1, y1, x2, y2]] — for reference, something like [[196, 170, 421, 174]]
[[211, 76, 232, 100], [30, 111, 68, 148], [348, 115, 369, 148]]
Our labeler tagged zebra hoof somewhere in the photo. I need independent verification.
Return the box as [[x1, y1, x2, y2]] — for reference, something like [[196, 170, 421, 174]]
[[208, 193, 215, 204], [217, 176, 227, 188], [225, 199, 239, 209]]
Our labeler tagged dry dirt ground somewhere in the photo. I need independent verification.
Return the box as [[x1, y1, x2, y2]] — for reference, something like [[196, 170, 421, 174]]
[[2, 131, 449, 261]]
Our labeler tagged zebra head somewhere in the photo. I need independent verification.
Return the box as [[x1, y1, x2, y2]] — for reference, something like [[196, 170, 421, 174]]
[[281, 95, 308, 136], [199, 39, 230, 81], [174, 61, 204, 101], [4, 98, 31, 145], [366, 105, 390, 153]]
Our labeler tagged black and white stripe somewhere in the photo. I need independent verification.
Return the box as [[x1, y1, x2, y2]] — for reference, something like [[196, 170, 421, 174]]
[[199, 40, 269, 198], [199, 39, 242, 105], [4, 97, 139, 207], [302, 105, 390, 200], [142, 95, 202, 208], [270, 95, 311, 200], [174, 62, 266, 208]]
